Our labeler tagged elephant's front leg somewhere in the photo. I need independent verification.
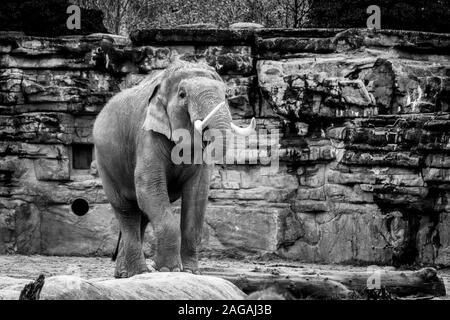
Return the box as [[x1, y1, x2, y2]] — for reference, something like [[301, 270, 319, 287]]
[[136, 166, 182, 272], [181, 166, 211, 274]]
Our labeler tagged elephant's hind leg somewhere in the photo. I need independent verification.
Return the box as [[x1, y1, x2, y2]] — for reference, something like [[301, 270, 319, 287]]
[[96, 159, 149, 278], [113, 204, 150, 278]]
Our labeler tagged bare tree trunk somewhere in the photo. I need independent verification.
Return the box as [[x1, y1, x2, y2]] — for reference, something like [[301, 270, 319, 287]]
[[293, 0, 299, 28], [285, 2, 289, 27], [114, 0, 120, 34]]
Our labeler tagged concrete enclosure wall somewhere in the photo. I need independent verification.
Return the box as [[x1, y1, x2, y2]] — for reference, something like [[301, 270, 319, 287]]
[[1, 28, 450, 265]]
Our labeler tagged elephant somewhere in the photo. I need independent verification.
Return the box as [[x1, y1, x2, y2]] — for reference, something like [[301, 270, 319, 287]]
[[93, 59, 255, 278]]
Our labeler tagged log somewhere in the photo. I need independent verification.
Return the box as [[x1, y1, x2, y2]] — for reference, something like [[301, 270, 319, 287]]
[[203, 269, 354, 300], [19, 274, 45, 300], [202, 267, 446, 299], [315, 267, 446, 297]]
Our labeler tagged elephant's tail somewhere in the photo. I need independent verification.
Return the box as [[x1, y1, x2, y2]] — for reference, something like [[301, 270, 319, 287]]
[[111, 231, 121, 262]]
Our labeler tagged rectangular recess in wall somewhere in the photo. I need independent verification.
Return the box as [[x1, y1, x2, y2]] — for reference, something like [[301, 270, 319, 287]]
[[71, 144, 93, 170]]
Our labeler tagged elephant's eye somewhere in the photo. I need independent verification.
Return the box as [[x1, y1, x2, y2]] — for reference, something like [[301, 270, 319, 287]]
[[179, 91, 186, 99]]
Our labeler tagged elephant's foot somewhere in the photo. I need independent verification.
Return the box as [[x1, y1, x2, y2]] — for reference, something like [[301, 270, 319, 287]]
[[114, 266, 151, 278], [114, 263, 152, 278], [181, 257, 201, 274], [151, 254, 182, 272], [114, 255, 152, 278], [183, 268, 201, 275]]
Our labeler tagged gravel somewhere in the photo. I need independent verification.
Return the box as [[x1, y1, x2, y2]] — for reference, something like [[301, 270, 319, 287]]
[[1, 255, 449, 299]]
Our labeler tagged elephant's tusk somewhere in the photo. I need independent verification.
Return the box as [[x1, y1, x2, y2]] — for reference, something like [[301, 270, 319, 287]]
[[194, 101, 226, 134], [194, 120, 203, 134], [231, 117, 256, 136]]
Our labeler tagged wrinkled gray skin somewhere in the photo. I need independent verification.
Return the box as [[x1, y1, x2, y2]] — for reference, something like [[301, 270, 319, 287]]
[[93, 60, 232, 277]]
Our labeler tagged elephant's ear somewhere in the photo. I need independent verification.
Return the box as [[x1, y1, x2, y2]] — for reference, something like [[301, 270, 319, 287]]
[[142, 74, 171, 140]]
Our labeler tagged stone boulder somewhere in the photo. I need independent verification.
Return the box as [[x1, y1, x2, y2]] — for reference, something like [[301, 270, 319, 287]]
[[0, 273, 246, 300], [176, 23, 218, 29], [229, 23, 264, 30]]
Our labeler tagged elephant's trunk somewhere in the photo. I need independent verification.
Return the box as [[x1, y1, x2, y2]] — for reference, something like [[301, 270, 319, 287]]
[[190, 85, 256, 163], [194, 101, 255, 136], [203, 101, 232, 162], [205, 104, 232, 131], [190, 94, 231, 163], [189, 79, 255, 137]]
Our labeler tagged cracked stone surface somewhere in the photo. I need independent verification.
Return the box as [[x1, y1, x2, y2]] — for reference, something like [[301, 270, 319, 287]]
[[1, 29, 450, 266]]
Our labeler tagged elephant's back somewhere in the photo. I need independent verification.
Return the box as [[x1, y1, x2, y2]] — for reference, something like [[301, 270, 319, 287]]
[[94, 83, 149, 150], [95, 85, 144, 140]]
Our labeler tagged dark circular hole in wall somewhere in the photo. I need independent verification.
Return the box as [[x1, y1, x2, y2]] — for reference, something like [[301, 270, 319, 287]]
[[71, 198, 90, 216]]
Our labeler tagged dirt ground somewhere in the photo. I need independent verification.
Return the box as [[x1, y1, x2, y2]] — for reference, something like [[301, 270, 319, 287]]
[[1, 255, 449, 299]]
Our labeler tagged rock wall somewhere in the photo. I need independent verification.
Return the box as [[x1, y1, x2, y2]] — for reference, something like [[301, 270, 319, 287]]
[[1, 28, 450, 266]]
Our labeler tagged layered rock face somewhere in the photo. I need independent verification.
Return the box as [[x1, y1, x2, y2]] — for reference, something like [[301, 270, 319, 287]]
[[1, 28, 449, 266]]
